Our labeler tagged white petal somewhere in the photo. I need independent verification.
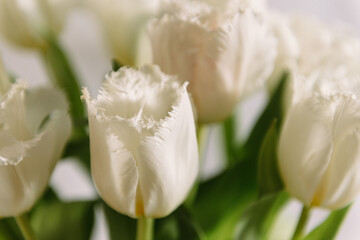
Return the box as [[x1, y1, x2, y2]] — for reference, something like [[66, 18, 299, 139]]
[[83, 65, 199, 218], [311, 96, 360, 208], [0, 109, 71, 217], [25, 86, 68, 136], [149, 4, 276, 122], [0, 81, 31, 141], [278, 95, 333, 206], [137, 87, 199, 218], [318, 132, 360, 209], [89, 0, 159, 65], [83, 89, 139, 218]]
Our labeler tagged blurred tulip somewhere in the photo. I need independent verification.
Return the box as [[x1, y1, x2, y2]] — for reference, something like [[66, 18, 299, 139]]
[[290, 14, 360, 76], [82, 65, 198, 218], [266, 11, 299, 93], [0, 77, 71, 217], [0, 0, 76, 49], [89, 0, 160, 66], [278, 74, 360, 209], [148, 0, 276, 122]]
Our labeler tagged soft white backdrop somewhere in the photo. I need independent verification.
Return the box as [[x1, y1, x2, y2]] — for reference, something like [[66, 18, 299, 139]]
[[1, 0, 360, 239]]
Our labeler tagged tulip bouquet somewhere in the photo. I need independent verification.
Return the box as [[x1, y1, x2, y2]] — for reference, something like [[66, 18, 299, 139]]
[[0, 0, 360, 239]]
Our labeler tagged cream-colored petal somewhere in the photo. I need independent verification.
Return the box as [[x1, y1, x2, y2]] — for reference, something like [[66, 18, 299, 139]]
[[317, 132, 360, 209], [89, 0, 159, 65], [25, 86, 68, 136], [84, 65, 198, 218], [84, 89, 139, 218], [137, 87, 198, 218], [278, 96, 333, 206], [0, 0, 45, 48], [0, 81, 31, 141], [149, 4, 276, 122], [0, 166, 27, 216], [0, 109, 71, 217], [310, 96, 360, 208]]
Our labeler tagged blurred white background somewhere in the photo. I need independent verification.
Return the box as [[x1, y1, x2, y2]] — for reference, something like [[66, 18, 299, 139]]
[[1, 0, 360, 239]]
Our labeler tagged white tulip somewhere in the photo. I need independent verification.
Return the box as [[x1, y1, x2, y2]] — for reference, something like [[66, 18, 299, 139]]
[[266, 12, 299, 93], [82, 65, 199, 218], [282, 15, 360, 112], [148, 0, 276, 122], [0, 0, 76, 49], [89, 0, 160, 66], [0, 80, 71, 217], [278, 74, 360, 209], [290, 14, 360, 76]]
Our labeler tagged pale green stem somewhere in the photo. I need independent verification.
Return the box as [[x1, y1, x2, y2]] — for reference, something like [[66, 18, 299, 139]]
[[136, 217, 154, 240], [292, 205, 311, 240], [15, 214, 36, 240]]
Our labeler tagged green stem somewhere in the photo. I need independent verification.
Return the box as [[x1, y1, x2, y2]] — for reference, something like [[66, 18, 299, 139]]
[[136, 217, 154, 240], [15, 214, 35, 240], [40, 36, 86, 140], [292, 205, 311, 240]]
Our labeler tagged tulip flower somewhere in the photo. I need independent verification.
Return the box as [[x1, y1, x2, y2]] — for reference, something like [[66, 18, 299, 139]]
[[82, 65, 199, 218], [0, 80, 72, 217], [290, 14, 360, 76], [148, 0, 276, 122], [266, 12, 299, 93], [278, 74, 360, 210], [88, 0, 160, 66], [0, 0, 75, 49]]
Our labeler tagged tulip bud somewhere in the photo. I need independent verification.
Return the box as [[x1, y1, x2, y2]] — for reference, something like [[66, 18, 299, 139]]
[[148, 0, 276, 122], [0, 0, 74, 49], [89, 0, 160, 66], [278, 74, 360, 210], [82, 65, 199, 218], [0, 81, 72, 217]]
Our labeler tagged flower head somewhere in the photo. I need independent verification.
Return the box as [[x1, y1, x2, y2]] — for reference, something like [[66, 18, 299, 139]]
[[148, 0, 276, 122], [82, 65, 199, 218]]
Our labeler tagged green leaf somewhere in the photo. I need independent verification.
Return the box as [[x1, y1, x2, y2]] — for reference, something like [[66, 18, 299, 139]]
[[41, 36, 86, 140], [241, 72, 288, 161], [234, 191, 289, 240], [155, 206, 206, 240], [102, 202, 137, 240], [257, 120, 283, 197], [31, 199, 95, 240], [0, 218, 22, 240], [303, 205, 351, 240], [194, 160, 258, 240]]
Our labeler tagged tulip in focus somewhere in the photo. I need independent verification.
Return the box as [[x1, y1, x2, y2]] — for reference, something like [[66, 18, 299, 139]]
[[148, 0, 276, 122], [0, 74, 71, 217], [278, 74, 360, 210], [82, 65, 199, 218]]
